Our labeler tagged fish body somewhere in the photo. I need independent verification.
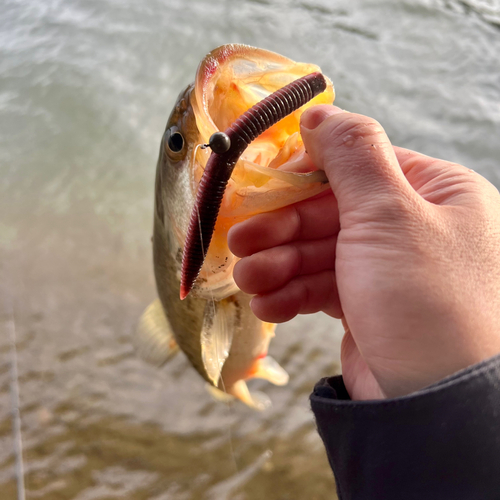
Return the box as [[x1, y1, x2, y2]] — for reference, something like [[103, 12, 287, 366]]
[[136, 44, 334, 409]]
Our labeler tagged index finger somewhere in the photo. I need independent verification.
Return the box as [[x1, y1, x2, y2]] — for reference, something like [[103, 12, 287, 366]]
[[228, 190, 339, 257]]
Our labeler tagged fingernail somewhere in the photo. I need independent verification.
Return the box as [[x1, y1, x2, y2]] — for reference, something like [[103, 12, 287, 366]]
[[301, 105, 345, 130]]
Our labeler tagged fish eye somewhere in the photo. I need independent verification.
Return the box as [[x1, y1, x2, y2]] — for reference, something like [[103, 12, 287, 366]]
[[165, 126, 185, 154]]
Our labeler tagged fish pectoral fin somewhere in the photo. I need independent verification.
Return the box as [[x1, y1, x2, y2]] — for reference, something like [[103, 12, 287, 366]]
[[134, 299, 179, 366], [228, 380, 272, 411], [205, 383, 235, 403], [201, 299, 236, 387], [252, 356, 289, 386]]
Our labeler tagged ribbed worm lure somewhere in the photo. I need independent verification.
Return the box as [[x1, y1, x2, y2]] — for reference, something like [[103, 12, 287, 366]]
[[180, 72, 328, 300]]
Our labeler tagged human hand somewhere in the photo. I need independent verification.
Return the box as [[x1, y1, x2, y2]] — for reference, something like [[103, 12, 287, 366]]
[[228, 104, 500, 401]]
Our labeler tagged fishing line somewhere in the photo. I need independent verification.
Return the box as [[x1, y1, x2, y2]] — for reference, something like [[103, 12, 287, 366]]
[[194, 201, 239, 475], [217, 366, 239, 476], [4, 294, 26, 500]]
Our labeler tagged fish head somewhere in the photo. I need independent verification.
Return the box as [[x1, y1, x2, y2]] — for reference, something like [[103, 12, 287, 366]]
[[156, 44, 334, 300], [155, 84, 198, 246]]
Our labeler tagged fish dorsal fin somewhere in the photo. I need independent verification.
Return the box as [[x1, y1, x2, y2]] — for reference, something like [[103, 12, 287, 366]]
[[201, 299, 236, 386], [134, 299, 179, 366]]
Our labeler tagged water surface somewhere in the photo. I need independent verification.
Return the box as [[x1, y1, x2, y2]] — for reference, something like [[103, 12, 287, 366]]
[[1, 0, 500, 498]]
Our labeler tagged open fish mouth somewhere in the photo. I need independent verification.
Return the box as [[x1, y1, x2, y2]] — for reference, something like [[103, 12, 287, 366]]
[[181, 44, 335, 299], [181, 72, 329, 299]]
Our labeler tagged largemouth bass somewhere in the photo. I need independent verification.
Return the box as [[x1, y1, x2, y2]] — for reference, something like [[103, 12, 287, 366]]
[[136, 44, 334, 409]]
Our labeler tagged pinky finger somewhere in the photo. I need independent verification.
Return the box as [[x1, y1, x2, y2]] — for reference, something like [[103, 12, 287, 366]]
[[250, 270, 342, 323]]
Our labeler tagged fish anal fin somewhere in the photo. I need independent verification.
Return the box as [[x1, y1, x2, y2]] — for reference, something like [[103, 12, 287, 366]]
[[228, 380, 271, 411], [201, 299, 236, 386], [251, 356, 289, 386], [135, 299, 178, 366]]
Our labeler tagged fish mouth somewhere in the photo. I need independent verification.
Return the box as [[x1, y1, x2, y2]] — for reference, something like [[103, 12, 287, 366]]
[[192, 44, 334, 174], [182, 45, 335, 300]]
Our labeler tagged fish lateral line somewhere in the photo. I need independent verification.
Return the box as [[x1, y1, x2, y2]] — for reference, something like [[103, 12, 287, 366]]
[[180, 71, 328, 300]]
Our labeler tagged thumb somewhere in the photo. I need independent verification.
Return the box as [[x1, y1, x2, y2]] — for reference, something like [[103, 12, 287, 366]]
[[300, 105, 416, 218]]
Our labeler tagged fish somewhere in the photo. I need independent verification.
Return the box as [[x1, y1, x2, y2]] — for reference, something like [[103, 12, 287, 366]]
[[135, 44, 334, 410]]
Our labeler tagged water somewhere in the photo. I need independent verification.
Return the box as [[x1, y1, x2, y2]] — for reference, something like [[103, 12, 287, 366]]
[[1, 0, 500, 498]]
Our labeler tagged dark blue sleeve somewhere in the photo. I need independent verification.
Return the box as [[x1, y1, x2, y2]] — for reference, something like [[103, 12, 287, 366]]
[[310, 354, 500, 500]]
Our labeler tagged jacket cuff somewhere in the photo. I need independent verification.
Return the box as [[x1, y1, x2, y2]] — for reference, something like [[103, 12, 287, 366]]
[[310, 354, 500, 500]]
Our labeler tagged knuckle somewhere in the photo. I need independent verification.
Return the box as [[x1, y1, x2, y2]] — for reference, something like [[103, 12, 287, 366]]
[[296, 279, 311, 312], [289, 244, 303, 276], [324, 113, 386, 148], [288, 205, 303, 241], [232, 259, 249, 290]]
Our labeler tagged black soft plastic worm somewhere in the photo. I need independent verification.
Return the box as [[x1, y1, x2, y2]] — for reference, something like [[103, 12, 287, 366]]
[[180, 72, 327, 300]]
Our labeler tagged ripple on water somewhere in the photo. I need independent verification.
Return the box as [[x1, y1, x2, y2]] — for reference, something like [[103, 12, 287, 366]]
[[1, 0, 500, 497]]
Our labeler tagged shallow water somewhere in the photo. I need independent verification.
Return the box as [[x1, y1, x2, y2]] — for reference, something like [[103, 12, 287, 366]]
[[1, 0, 500, 498]]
